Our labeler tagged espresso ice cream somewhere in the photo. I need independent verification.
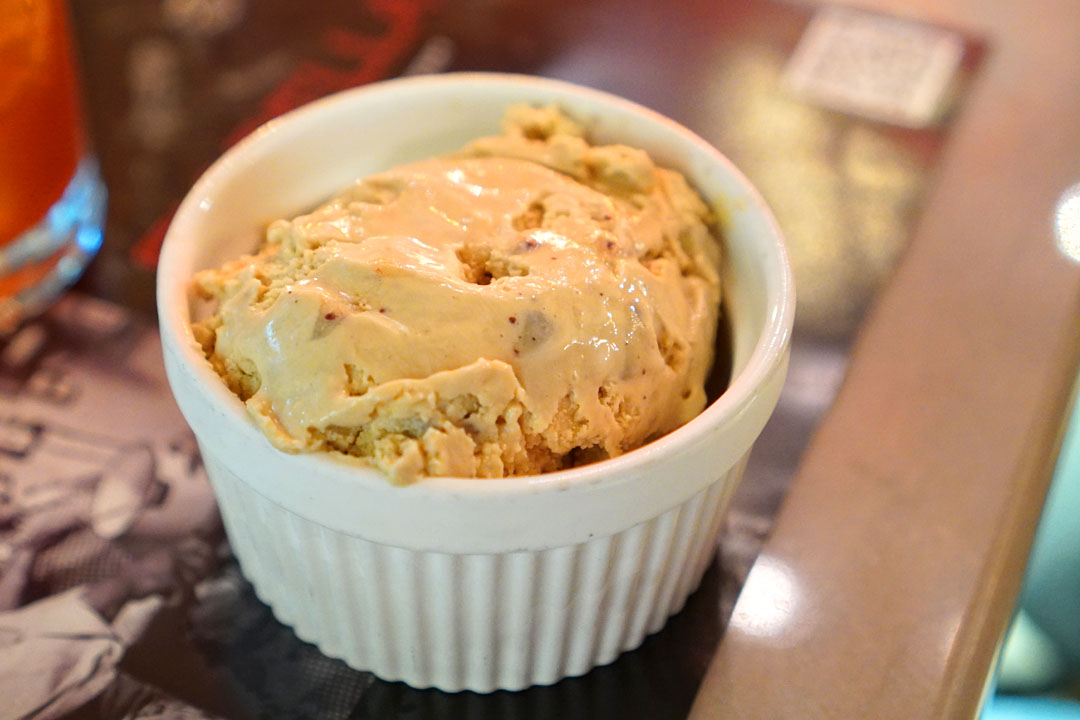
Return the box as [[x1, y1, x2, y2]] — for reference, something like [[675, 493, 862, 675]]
[[192, 106, 722, 483]]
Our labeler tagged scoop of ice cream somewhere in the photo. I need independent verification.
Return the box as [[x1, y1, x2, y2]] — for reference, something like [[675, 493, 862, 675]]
[[192, 106, 722, 483]]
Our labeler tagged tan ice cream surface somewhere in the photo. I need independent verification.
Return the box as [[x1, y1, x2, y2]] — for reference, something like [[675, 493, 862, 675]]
[[192, 106, 722, 483]]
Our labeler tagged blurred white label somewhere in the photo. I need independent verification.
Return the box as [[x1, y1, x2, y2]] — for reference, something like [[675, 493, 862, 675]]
[[783, 5, 964, 128]]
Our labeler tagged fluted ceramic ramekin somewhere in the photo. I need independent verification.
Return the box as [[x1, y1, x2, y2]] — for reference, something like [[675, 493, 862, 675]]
[[157, 73, 793, 693]]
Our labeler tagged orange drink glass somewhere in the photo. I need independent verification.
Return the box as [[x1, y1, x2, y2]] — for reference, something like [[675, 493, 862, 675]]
[[0, 0, 105, 333]]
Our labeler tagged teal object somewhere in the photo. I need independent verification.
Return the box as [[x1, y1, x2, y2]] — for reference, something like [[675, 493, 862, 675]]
[[983, 695, 1080, 719], [997, 609, 1068, 692], [987, 388, 1080, 717], [1022, 395, 1080, 668]]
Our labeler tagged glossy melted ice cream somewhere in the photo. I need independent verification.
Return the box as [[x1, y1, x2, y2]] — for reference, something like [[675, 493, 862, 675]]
[[192, 106, 722, 483]]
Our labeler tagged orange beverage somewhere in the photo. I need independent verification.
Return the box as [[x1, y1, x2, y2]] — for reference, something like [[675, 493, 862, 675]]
[[0, 0, 104, 331], [0, 0, 82, 242]]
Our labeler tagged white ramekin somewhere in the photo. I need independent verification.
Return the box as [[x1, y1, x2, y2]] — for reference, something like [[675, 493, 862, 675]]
[[157, 73, 794, 693]]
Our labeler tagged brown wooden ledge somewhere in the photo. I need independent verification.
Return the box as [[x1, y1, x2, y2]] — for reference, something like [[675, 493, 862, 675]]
[[690, 0, 1080, 717]]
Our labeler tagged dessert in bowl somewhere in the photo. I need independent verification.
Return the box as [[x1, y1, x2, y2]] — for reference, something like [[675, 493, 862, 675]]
[[157, 72, 793, 692]]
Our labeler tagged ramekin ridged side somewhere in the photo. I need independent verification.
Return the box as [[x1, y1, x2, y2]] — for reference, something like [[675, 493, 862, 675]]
[[157, 73, 795, 693], [202, 448, 749, 692]]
